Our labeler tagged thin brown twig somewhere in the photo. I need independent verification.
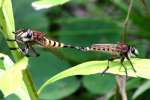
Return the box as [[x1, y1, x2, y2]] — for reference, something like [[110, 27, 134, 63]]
[[121, 0, 133, 43], [117, 1, 134, 100]]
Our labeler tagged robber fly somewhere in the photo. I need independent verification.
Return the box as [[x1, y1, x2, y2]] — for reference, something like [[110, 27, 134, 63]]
[[83, 43, 138, 77], [8, 29, 83, 56]]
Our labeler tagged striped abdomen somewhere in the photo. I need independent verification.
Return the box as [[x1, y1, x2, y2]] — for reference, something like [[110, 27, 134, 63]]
[[39, 37, 82, 50], [42, 37, 64, 48], [84, 44, 120, 55], [85, 43, 129, 55]]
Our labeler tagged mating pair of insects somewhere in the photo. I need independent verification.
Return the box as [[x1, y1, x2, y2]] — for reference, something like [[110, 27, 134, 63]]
[[8, 29, 138, 77]]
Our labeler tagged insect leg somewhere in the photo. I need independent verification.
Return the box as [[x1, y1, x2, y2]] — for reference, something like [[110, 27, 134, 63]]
[[26, 42, 40, 57], [102, 57, 114, 75], [21, 47, 30, 57], [120, 56, 128, 78], [126, 56, 136, 73]]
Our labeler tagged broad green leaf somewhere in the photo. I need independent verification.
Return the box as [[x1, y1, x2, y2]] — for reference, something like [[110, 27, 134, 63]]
[[38, 58, 150, 94], [29, 49, 80, 99], [39, 78, 80, 100], [12, 0, 48, 31], [0, 0, 15, 35], [0, 57, 30, 100], [132, 80, 150, 99], [82, 74, 116, 94], [32, 0, 70, 10], [126, 78, 141, 90]]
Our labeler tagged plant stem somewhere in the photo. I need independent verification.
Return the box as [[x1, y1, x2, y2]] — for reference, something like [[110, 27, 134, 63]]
[[23, 69, 39, 100], [0, 0, 38, 99], [121, 0, 133, 43]]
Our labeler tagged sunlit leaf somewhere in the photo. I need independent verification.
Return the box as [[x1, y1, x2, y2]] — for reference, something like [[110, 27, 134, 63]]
[[29, 49, 80, 99], [0, 0, 23, 60], [0, 0, 15, 35], [0, 57, 29, 100], [32, 0, 70, 10], [0, 53, 14, 70], [38, 58, 150, 94]]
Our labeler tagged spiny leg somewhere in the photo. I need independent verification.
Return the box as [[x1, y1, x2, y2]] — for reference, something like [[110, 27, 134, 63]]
[[126, 56, 136, 73], [120, 56, 128, 78], [102, 57, 114, 75], [26, 42, 40, 57]]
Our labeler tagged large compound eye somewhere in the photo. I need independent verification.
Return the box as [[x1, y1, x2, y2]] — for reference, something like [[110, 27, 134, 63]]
[[26, 29, 32, 38], [131, 47, 135, 53], [131, 47, 138, 56]]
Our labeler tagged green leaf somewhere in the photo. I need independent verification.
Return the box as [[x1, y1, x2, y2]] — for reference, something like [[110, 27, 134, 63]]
[[126, 78, 141, 90], [0, 0, 38, 99], [13, 0, 48, 31], [0, 57, 4, 70], [29, 49, 80, 99], [82, 74, 116, 94], [111, 0, 150, 41], [132, 80, 150, 99], [39, 78, 80, 100], [0, 0, 15, 33], [0, 53, 14, 70], [57, 18, 121, 36], [55, 18, 121, 63], [0, 57, 29, 100], [5, 94, 20, 100], [32, 0, 70, 10], [0, 0, 23, 60], [38, 58, 150, 94]]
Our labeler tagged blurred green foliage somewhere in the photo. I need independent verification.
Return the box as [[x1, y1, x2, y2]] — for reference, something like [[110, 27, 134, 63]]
[[1, 0, 150, 99]]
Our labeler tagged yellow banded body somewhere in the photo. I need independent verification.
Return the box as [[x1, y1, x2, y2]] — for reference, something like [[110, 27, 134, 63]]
[[42, 37, 64, 48]]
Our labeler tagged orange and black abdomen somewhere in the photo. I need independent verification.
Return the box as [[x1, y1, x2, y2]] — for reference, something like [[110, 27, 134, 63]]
[[32, 31, 81, 49], [42, 37, 81, 50], [43, 38, 64, 48]]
